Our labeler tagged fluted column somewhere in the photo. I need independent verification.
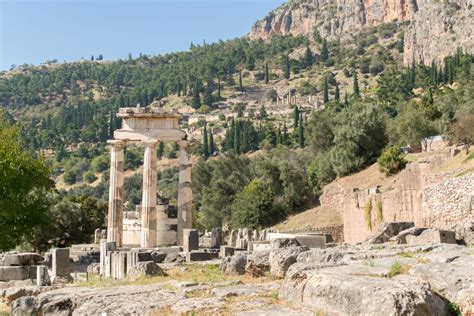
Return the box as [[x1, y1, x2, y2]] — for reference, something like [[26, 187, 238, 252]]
[[107, 140, 125, 247], [141, 140, 157, 248], [177, 140, 192, 245]]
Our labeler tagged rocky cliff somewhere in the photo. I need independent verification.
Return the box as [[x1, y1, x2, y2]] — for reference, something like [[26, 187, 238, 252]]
[[249, 0, 474, 65]]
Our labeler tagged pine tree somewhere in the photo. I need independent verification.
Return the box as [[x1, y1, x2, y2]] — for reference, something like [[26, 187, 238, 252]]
[[202, 123, 209, 159], [298, 114, 305, 148], [335, 81, 340, 102], [239, 70, 243, 92], [323, 78, 329, 104], [321, 38, 329, 62], [284, 54, 290, 79], [157, 141, 164, 160], [208, 128, 215, 156], [353, 72, 360, 98], [293, 105, 300, 128], [264, 63, 269, 84], [302, 46, 313, 68]]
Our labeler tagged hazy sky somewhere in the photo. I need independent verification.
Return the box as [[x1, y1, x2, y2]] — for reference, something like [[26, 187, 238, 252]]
[[0, 0, 285, 70]]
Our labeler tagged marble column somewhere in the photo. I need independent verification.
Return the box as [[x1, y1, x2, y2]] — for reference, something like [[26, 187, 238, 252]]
[[140, 140, 158, 248], [107, 140, 125, 247], [177, 140, 193, 245]]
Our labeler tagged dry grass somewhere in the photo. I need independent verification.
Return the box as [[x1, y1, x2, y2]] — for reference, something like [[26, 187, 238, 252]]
[[76, 264, 273, 289], [0, 302, 9, 315], [274, 205, 342, 231]]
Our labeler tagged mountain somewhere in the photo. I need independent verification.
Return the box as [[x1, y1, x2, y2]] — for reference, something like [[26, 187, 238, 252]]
[[249, 0, 474, 65]]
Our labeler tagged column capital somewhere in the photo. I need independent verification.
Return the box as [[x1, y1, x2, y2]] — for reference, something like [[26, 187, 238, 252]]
[[142, 140, 158, 147], [107, 140, 125, 147]]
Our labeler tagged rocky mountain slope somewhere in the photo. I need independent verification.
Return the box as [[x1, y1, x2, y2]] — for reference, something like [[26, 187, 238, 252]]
[[249, 0, 474, 65]]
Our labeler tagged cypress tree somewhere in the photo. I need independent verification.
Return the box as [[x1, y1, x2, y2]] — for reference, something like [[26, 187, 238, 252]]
[[411, 59, 416, 85], [157, 141, 164, 160], [323, 77, 329, 104], [335, 81, 340, 102], [208, 128, 215, 156], [191, 80, 201, 109], [202, 122, 209, 159], [177, 82, 181, 97], [217, 77, 221, 100], [293, 105, 300, 128], [233, 119, 241, 153], [303, 46, 313, 68], [284, 54, 290, 79], [225, 118, 235, 151], [239, 70, 243, 92], [276, 125, 282, 145], [183, 79, 188, 96], [264, 62, 269, 84], [344, 92, 349, 108], [298, 114, 305, 148], [449, 59, 454, 84], [203, 81, 213, 106], [321, 38, 329, 62], [282, 122, 289, 146], [353, 72, 360, 98]]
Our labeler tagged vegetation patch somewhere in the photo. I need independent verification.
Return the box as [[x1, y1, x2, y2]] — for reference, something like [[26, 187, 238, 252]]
[[375, 199, 383, 223], [364, 200, 373, 231], [387, 261, 410, 278]]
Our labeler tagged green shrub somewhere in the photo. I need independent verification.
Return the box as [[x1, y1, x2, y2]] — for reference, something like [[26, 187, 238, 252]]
[[387, 261, 410, 278], [376, 199, 383, 223], [378, 145, 407, 176], [83, 171, 97, 183], [63, 169, 78, 185]]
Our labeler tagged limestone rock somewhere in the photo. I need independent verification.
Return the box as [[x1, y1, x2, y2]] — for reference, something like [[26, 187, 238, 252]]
[[163, 252, 185, 263], [390, 226, 427, 244], [86, 263, 100, 275], [1, 286, 41, 304], [150, 251, 167, 263], [245, 250, 270, 277], [1, 253, 44, 266], [269, 238, 300, 250], [406, 228, 456, 245], [128, 261, 166, 277], [171, 297, 225, 314], [220, 253, 247, 276], [365, 222, 415, 244], [269, 246, 309, 279]]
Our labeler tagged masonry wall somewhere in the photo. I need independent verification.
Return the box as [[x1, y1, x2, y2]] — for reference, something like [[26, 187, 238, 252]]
[[342, 152, 473, 244]]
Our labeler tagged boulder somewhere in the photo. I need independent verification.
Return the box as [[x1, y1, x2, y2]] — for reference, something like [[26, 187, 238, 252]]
[[163, 252, 186, 263], [365, 222, 415, 244], [270, 238, 300, 250], [1, 286, 41, 304], [280, 267, 447, 315], [220, 253, 247, 276], [406, 229, 457, 245], [245, 250, 270, 277], [269, 246, 309, 279], [128, 262, 166, 277]]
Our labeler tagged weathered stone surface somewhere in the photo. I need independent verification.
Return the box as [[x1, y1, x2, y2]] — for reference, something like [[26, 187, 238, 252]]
[[219, 246, 235, 258], [390, 226, 427, 244], [2, 253, 44, 266], [245, 251, 270, 277], [294, 235, 326, 249], [210, 228, 223, 248], [150, 251, 167, 263], [185, 251, 218, 262], [365, 222, 415, 244], [406, 229, 456, 245], [171, 297, 225, 314], [220, 253, 247, 276], [0, 266, 36, 282], [87, 263, 100, 275], [269, 246, 309, 279], [1, 286, 42, 304], [128, 261, 166, 277], [210, 282, 279, 298], [183, 229, 199, 253], [269, 238, 300, 250], [163, 252, 186, 263], [36, 266, 50, 286], [51, 248, 70, 278]]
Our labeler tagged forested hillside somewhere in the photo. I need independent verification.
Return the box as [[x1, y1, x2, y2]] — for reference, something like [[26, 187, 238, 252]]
[[1, 10, 473, 250]]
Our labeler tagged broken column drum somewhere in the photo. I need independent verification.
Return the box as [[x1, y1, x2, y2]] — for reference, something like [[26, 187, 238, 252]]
[[106, 107, 192, 247]]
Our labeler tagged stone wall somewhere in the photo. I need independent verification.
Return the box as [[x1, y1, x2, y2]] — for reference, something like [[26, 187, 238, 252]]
[[342, 152, 473, 244]]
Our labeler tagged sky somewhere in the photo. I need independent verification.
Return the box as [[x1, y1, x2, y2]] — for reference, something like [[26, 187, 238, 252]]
[[0, 0, 285, 70]]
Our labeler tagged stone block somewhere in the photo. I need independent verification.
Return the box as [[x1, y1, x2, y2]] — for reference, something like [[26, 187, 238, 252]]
[[406, 229, 457, 245], [186, 251, 219, 262], [210, 228, 223, 248], [52, 248, 70, 277], [219, 246, 235, 258], [252, 241, 271, 251], [295, 235, 327, 249], [183, 229, 199, 253], [137, 252, 153, 262], [2, 253, 44, 266], [36, 266, 50, 286], [0, 266, 32, 281]]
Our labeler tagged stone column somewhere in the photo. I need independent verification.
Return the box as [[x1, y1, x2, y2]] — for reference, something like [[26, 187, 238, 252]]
[[140, 141, 158, 248], [177, 140, 193, 245], [107, 140, 125, 247]]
